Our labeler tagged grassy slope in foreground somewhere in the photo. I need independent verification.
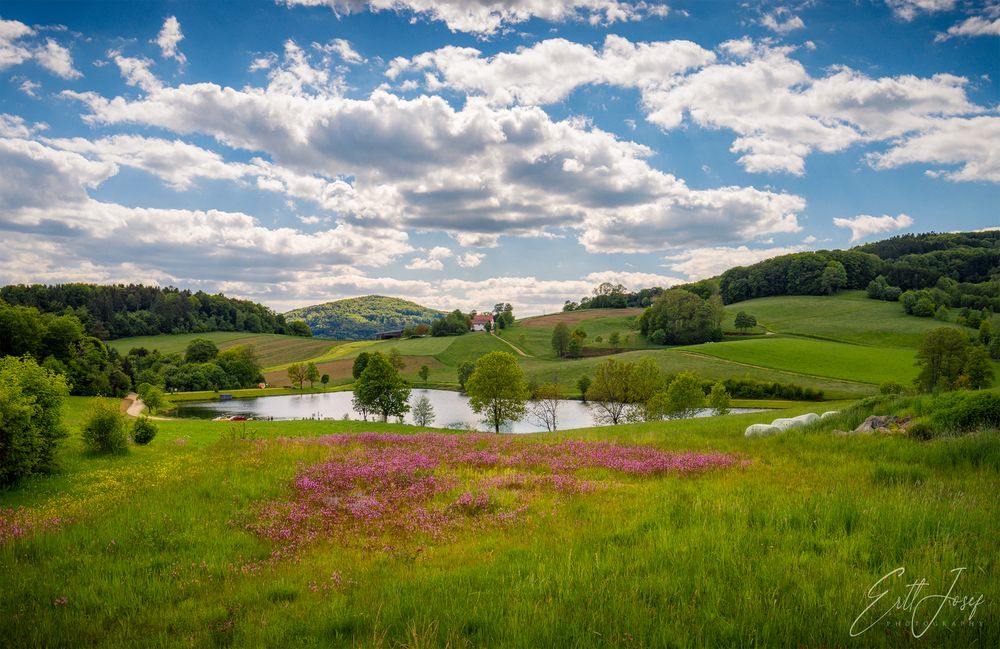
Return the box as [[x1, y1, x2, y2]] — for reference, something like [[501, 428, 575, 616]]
[[0, 396, 996, 647], [107, 332, 342, 370]]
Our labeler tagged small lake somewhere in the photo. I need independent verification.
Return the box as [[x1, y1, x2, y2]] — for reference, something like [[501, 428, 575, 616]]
[[174, 389, 765, 434]]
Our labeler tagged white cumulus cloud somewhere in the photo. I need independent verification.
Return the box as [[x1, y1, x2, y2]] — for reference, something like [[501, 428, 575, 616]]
[[281, 0, 669, 36], [665, 245, 808, 279], [833, 214, 914, 243], [154, 16, 186, 64]]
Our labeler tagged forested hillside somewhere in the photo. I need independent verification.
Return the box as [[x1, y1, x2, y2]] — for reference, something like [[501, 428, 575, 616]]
[[285, 295, 444, 340], [0, 284, 308, 340], [718, 231, 998, 305]]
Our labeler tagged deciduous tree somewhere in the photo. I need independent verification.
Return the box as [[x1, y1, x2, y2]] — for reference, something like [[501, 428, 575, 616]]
[[352, 352, 411, 422], [287, 362, 306, 389], [527, 382, 562, 432], [551, 322, 570, 357], [305, 362, 320, 388], [915, 327, 968, 392], [0, 356, 69, 486], [708, 382, 731, 415], [465, 352, 528, 433], [587, 358, 633, 425], [411, 395, 435, 427]]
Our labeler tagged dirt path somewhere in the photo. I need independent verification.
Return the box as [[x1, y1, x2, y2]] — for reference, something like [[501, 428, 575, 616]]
[[492, 333, 532, 357], [121, 392, 147, 417]]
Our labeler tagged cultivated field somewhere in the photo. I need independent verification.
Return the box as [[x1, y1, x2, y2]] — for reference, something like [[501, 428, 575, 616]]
[[108, 333, 343, 370], [1, 396, 996, 647]]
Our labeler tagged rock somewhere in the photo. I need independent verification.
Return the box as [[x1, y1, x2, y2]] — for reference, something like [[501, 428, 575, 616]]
[[745, 423, 782, 437], [853, 415, 913, 434]]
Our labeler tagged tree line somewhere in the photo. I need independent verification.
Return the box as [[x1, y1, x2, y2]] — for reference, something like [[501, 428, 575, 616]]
[[1, 299, 131, 396], [0, 283, 310, 340], [126, 338, 264, 393]]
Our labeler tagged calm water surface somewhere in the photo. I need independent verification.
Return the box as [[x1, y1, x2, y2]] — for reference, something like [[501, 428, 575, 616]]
[[175, 389, 765, 434]]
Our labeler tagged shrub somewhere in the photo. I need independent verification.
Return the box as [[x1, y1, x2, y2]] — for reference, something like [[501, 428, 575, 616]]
[[879, 381, 903, 395], [931, 392, 1000, 433], [0, 356, 69, 486], [132, 417, 157, 445], [907, 420, 935, 440], [81, 399, 129, 453]]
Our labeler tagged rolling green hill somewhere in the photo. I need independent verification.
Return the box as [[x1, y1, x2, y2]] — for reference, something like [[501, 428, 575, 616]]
[[727, 291, 967, 348], [284, 295, 445, 340], [117, 289, 1000, 397]]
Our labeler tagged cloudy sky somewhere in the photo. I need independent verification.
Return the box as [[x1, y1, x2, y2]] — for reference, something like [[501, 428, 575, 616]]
[[1, 1, 997, 315]]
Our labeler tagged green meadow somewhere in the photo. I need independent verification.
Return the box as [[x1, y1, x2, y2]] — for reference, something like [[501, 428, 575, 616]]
[[683, 337, 919, 386], [1, 395, 997, 647], [108, 332, 342, 371], [728, 291, 965, 348]]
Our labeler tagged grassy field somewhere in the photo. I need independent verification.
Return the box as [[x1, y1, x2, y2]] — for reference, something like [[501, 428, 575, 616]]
[[726, 291, 965, 348], [499, 313, 652, 358], [683, 337, 920, 386], [1, 396, 997, 647], [114, 292, 996, 399], [108, 333, 342, 370]]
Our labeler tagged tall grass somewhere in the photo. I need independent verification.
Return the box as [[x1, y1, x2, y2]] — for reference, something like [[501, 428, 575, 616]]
[[0, 397, 996, 647]]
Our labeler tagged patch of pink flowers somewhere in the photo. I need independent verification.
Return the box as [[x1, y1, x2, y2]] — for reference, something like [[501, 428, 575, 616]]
[[0, 508, 64, 545], [251, 433, 741, 558]]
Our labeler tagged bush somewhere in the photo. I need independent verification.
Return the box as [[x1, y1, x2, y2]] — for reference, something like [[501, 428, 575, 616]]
[[0, 356, 69, 486], [879, 381, 903, 395], [907, 420, 935, 440], [931, 391, 1000, 433], [132, 417, 157, 445], [81, 399, 129, 453]]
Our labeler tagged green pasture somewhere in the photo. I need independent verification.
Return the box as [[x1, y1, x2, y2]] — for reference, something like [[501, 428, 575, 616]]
[[1, 396, 997, 647], [683, 337, 919, 386], [727, 291, 965, 348]]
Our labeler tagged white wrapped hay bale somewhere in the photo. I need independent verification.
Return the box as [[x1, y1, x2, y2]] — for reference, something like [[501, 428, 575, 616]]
[[745, 423, 782, 437], [821, 411, 839, 419], [793, 412, 820, 426]]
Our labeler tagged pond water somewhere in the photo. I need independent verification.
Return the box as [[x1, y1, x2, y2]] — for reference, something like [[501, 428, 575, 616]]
[[174, 389, 766, 434]]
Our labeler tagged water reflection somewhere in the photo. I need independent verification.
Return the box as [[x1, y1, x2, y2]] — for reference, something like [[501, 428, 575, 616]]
[[174, 389, 765, 434]]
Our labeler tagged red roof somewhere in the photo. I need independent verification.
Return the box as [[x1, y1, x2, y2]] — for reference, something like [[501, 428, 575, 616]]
[[472, 314, 493, 323]]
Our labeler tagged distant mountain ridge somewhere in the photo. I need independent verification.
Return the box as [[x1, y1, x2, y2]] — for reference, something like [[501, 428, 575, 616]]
[[285, 295, 445, 340]]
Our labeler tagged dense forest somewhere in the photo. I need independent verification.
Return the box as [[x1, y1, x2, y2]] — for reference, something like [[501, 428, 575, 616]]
[[718, 231, 998, 305], [0, 299, 131, 396], [285, 295, 444, 340], [0, 284, 309, 340]]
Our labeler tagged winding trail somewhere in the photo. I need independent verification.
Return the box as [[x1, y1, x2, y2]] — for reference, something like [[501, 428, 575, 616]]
[[491, 332, 532, 357], [121, 392, 147, 417]]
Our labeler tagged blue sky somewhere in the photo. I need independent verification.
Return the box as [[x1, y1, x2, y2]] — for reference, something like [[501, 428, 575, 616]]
[[0, 0, 997, 314]]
